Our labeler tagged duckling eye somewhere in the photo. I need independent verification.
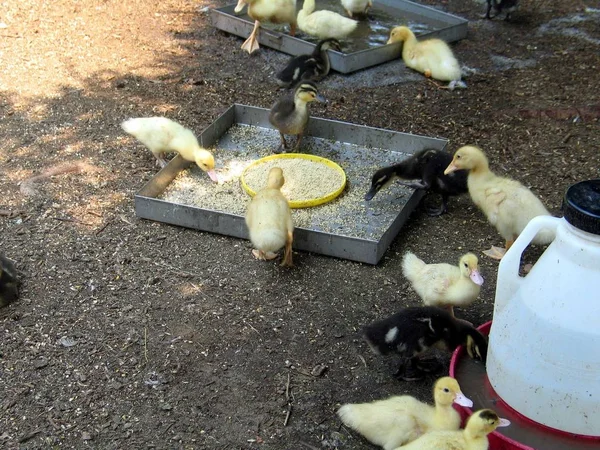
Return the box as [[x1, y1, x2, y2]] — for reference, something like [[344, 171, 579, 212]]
[[443, 388, 450, 393], [464, 263, 468, 268], [456, 154, 462, 159]]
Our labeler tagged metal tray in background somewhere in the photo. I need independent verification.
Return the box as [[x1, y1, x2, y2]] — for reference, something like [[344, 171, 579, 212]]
[[210, 0, 468, 74], [134, 104, 448, 265]]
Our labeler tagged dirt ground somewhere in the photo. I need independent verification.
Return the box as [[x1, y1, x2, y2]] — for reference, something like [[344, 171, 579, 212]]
[[1, 0, 599, 448]]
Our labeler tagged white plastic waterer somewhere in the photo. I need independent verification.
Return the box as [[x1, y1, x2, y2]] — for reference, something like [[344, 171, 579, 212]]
[[487, 179, 600, 437]]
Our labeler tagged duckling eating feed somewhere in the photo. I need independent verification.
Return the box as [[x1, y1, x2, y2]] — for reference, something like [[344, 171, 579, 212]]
[[268, 81, 326, 154], [234, 0, 297, 54], [444, 145, 554, 260], [275, 38, 341, 88], [364, 306, 488, 381], [338, 377, 472, 450], [365, 148, 468, 216], [121, 117, 218, 182], [245, 167, 294, 267], [387, 26, 466, 90], [394, 408, 510, 450]]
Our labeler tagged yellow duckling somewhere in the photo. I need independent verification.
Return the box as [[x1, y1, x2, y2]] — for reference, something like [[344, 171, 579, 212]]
[[245, 167, 294, 267], [444, 145, 554, 259], [387, 26, 466, 90], [338, 377, 473, 450], [235, 0, 297, 54], [402, 252, 483, 317], [298, 0, 358, 40], [121, 117, 218, 182], [394, 408, 510, 450]]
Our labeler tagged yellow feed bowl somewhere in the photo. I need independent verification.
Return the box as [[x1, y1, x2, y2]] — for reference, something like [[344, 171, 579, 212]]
[[241, 153, 347, 209]]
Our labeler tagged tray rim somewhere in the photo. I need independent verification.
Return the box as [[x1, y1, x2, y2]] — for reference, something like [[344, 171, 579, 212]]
[[134, 104, 445, 264]]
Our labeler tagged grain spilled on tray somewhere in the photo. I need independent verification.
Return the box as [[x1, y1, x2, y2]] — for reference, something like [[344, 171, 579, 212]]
[[243, 158, 345, 202]]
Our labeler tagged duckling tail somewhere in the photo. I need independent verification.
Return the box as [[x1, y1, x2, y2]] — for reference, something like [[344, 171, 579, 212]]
[[401, 252, 426, 284]]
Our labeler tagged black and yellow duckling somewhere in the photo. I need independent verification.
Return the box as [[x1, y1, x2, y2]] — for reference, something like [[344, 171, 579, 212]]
[[0, 254, 20, 308], [268, 81, 326, 154], [275, 38, 341, 88], [365, 148, 468, 216], [363, 306, 488, 381], [486, 0, 519, 20]]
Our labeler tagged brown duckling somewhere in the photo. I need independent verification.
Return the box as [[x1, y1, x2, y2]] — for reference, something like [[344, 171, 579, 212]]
[[268, 81, 326, 153]]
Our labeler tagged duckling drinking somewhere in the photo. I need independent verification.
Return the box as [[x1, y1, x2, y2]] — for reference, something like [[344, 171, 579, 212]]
[[387, 26, 466, 90], [0, 254, 19, 308], [245, 167, 294, 267], [365, 148, 468, 216], [363, 306, 488, 381], [338, 377, 472, 450], [234, 0, 297, 54], [121, 117, 218, 182], [275, 38, 341, 88], [393, 408, 510, 450], [268, 81, 326, 154]]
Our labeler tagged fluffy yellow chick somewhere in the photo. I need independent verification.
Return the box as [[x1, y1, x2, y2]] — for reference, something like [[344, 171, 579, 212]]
[[387, 26, 465, 90], [235, 0, 297, 54], [121, 117, 217, 182], [245, 167, 294, 267], [338, 377, 473, 450], [298, 0, 358, 40], [393, 409, 510, 450], [445, 145, 554, 259], [402, 252, 483, 317]]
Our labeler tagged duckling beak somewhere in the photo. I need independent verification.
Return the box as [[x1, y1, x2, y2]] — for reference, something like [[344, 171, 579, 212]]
[[454, 392, 474, 408], [444, 162, 458, 175], [315, 93, 327, 103], [364, 188, 377, 201], [207, 169, 219, 183], [498, 418, 511, 428], [470, 269, 484, 286], [234, 0, 246, 13]]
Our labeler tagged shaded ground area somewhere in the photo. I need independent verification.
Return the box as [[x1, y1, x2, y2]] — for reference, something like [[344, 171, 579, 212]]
[[1, 0, 599, 448]]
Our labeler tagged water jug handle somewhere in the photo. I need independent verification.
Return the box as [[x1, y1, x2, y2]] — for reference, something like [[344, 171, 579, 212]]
[[494, 215, 560, 313]]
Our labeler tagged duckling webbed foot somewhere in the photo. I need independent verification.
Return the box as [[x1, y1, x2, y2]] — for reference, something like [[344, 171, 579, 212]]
[[241, 20, 261, 54], [155, 154, 168, 168], [483, 245, 507, 260], [252, 249, 278, 261], [274, 133, 288, 154], [423, 194, 449, 217]]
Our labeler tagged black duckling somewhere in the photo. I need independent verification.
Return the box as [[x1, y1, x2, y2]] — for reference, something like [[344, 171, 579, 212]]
[[0, 254, 19, 308], [275, 38, 341, 88], [364, 148, 468, 216], [486, 0, 519, 20], [268, 81, 326, 154], [363, 306, 488, 381]]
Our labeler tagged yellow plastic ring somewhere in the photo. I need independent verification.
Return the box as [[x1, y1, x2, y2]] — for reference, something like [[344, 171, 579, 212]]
[[241, 153, 347, 209]]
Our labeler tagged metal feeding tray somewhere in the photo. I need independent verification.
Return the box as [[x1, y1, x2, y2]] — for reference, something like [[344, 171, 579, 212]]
[[210, 0, 468, 74], [134, 104, 448, 264]]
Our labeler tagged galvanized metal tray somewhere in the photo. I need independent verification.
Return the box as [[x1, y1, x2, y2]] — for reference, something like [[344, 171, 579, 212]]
[[134, 104, 448, 264], [210, 0, 468, 74]]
